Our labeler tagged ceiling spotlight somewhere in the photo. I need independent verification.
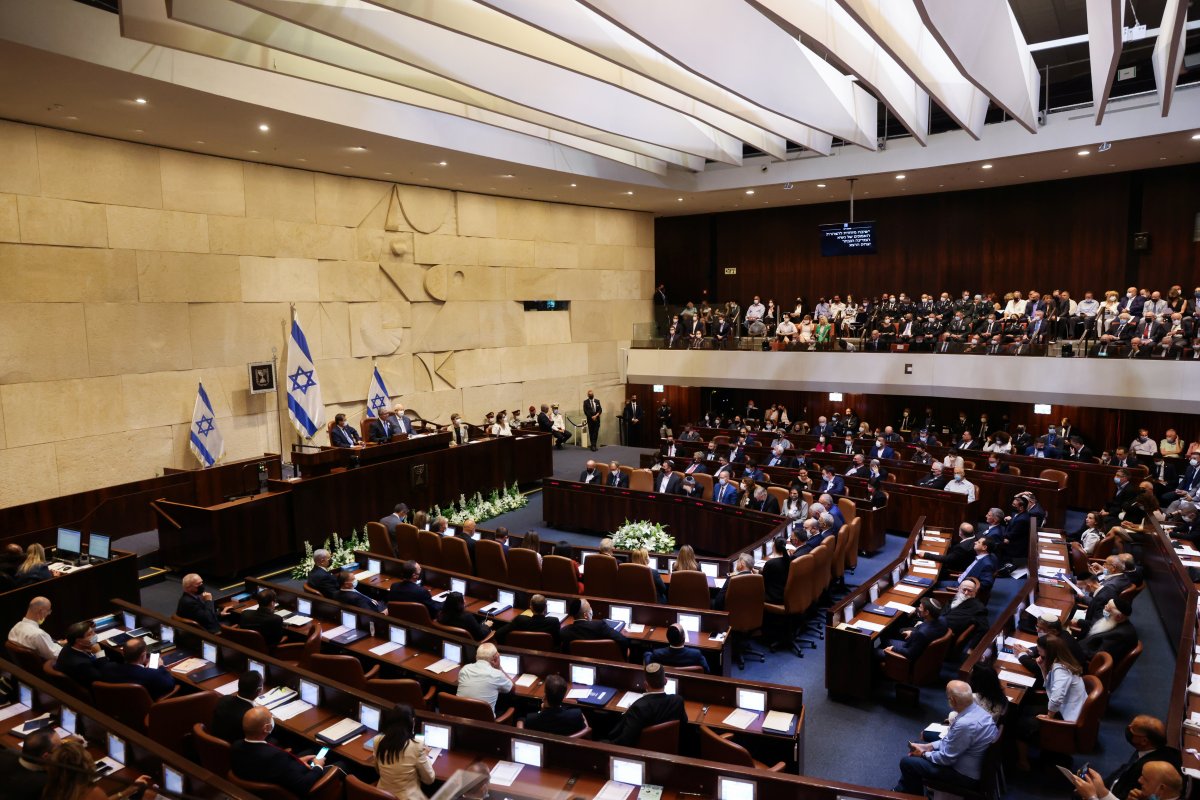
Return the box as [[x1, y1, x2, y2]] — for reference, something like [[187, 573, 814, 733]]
[[1192, 133, 1200, 141], [1097, 142, 1112, 152], [258, 123, 270, 132], [351, 146, 366, 152], [1077, 149, 1090, 156], [816, 183, 826, 188], [135, 97, 147, 104], [895, 174, 906, 180], [500, 174, 514, 178], [745, 189, 755, 195], [624, 190, 634, 195], [437, 161, 448, 166], [569, 183, 577, 187], [677, 197, 683, 202], [981, 164, 993, 170]]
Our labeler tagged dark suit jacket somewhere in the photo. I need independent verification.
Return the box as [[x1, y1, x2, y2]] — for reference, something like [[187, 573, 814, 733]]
[[892, 617, 948, 661], [683, 461, 708, 475], [330, 424, 360, 447], [713, 481, 740, 505], [1105, 483, 1139, 517], [868, 445, 895, 460], [623, 403, 643, 426], [761, 556, 790, 604], [336, 589, 383, 613], [940, 598, 989, 636], [1107, 745, 1182, 800], [537, 412, 554, 433], [559, 619, 629, 654], [750, 495, 781, 514], [231, 740, 322, 795], [100, 661, 177, 700], [55, 647, 110, 687], [438, 610, 490, 641], [239, 607, 286, 648], [644, 645, 709, 672], [818, 476, 845, 497], [368, 417, 398, 443], [212, 695, 255, 742], [606, 471, 630, 488], [1001, 512, 1033, 557], [579, 468, 602, 484], [794, 530, 834, 558], [522, 705, 587, 736], [1079, 620, 1138, 663], [846, 465, 870, 479], [1084, 574, 1132, 624], [932, 538, 978, 573], [653, 472, 683, 494], [0, 748, 47, 800], [386, 581, 442, 617], [917, 473, 950, 490], [985, 462, 1012, 473], [307, 566, 340, 598], [496, 613, 562, 645], [177, 591, 222, 633], [606, 692, 687, 746]]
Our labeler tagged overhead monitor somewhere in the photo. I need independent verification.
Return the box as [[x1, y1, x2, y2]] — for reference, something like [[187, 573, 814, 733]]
[[819, 221, 876, 256]]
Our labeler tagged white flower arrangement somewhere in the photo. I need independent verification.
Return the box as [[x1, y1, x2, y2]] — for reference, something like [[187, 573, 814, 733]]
[[430, 482, 527, 526], [612, 519, 675, 553], [291, 529, 365, 580]]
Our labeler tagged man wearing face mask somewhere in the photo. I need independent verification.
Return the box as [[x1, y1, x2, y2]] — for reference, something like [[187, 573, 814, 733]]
[[984, 455, 1010, 474], [1101, 716, 1181, 800], [233, 707, 328, 794], [1078, 556, 1131, 629], [583, 389, 602, 451], [1129, 428, 1158, 463], [1098, 312, 1136, 356], [868, 437, 895, 461], [177, 572, 223, 633], [1064, 436, 1094, 462], [1025, 436, 1062, 459], [1103, 470, 1139, 522], [1070, 761, 1183, 800], [386, 560, 442, 616], [54, 620, 110, 687], [1079, 596, 1138, 663], [944, 468, 977, 503], [334, 569, 383, 612], [713, 473, 739, 505], [1162, 455, 1200, 509], [7, 596, 62, 661]]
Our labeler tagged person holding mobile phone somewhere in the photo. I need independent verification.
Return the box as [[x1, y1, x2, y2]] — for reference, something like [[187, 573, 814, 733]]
[[1069, 761, 1183, 800], [232, 707, 328, 795]]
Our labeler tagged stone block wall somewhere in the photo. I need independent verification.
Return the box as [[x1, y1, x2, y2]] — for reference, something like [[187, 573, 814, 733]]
[[0, 121, 653, 507]]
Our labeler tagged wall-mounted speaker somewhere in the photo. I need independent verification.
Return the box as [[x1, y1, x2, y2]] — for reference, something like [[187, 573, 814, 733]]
[[1132, 232, 1151, 252]]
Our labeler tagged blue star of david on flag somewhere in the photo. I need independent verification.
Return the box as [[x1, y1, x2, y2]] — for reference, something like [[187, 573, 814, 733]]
[[189, 383, 224, 467], [289, 366, 317, 395], [365, 366, 392, 419], [286, 315, 324, 438]]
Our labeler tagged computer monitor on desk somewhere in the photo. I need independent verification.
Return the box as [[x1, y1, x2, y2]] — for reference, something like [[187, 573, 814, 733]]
[[87, 533, 110, 563], [56, 528, 82, 562]]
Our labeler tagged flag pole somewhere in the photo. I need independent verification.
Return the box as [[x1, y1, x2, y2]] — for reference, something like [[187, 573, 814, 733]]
[[280, 312, 294, 468]]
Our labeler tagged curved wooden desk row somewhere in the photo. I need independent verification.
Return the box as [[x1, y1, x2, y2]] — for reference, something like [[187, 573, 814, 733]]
[[0, 550, 139, 641], [236, 576, 800, 755], [823, 518, 953, 701], [541, 479, 788, 558], [346, 551, 734, 657], [0, 656, 255, 799], [106, 599, 828, 787], [688, 427, 1145, 511]]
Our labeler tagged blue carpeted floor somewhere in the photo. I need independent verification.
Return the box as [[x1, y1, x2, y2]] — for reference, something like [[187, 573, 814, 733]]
[[137, 445, 1178, 798]]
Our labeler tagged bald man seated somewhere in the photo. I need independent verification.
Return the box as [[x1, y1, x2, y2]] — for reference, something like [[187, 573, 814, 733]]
[[231, 706, 328, 795], [1103, 715, 1181, 800], [7, 596, 63, 661], [896, 680, 998, 795], [1071, 760, 1183, 800]]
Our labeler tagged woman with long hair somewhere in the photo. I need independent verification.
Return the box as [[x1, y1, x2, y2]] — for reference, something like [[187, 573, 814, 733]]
[[553, 541, 585, 593], [630, 547, 667, 602], [672, 544, 701, 573], [521, 531, 543, 566], [1015, 634, 1086, 769], [16, 543, 56, 585], [437, 592, 489, 640], [375, 704, 435, 799], [45, 739, 156, 800]]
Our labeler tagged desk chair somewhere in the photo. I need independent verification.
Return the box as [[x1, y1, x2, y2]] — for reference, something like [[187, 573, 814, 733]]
[[568, 639, 625, 661], [302, 584, 323, 597], [366, 678, 436, 709], [438, 692, 515, 724], [148, 690, 219, 756], [807, 542, 835, 638], [667, 570, 711, 610], [516, 719, 593, 739], [699, 725, 785, 771], [416, 530, 442, 568], [346, 774, 395, 800], [4, 640, 46, 674], [763, 554, 817, 658], [630, 469, 654, 492], [42, 660, 92, 703], [434, 621, 494, 644], [1038, 675, 1106, 755], [387, 601, 434, 627], [1068, 543, 1089, 577], [192, 723, 231, 776], [273, 623, 321, 665], [506, 548, 542, 591], [394, 523, 420, 560], [1086, 652, 1114, 692], [638, 720, 680, 755], [693, 472, 714, 498], [475, 539, 508, 583], [505, 631, 556, 649], [92, 681, 161, 732], [365, 521, 394, 558], [542, 555, 581, 594], [879, 627, 956, 706], [307, 653, 380, 690], [923, 728, 1005, 800], [1110, 641, 1143, 693], [229, 767, 342, 800], [581, 554, 618, 598], [1039, 468, 1068, 489], [1091, 534, 1119, 560], [220, 624, 269, 654], [613, 563, 658, 603], [726, 573, 766, 669], [440, 536, 473, 575]]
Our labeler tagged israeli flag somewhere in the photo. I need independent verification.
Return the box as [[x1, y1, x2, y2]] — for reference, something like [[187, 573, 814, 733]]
[[286, 314, 324, 438], [365, 366, 391, 419], [189, 382, 224, 468]]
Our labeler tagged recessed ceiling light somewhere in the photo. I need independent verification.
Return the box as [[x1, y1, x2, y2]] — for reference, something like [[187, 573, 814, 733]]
[[297, 158, 307, 162], [624, 190, 634, 195], [384, 172, 392, 176], [437, 161, 447, 166], [132, 129, 144, 134], [135, 97, 147, 104], [938, 184, 944, 187], [677, 197, 683, 202], [981, 164, 993, 169], [500, 174, 515, 178], [895, 174, 906, 180], [816, 183, 826, 188], [248, 149, 258, 154], [569, 183, 577, 187], [351, 146, 366, 152], [258, 123, 270, 132], [195, 139, 205, 144], [745, 189, 755, 195], [343, 165, 352, 170], [1077, 149, 1090, 156], [1061, 169, 1069, 173], [65, 115, 78, 120], [1191, 133, 1200, 140]]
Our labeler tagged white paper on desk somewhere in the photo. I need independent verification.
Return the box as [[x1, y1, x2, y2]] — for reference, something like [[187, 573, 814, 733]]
[[885, 601, 917, 614], [427, 658, 457, 674], [320, 625, 349, 640], [355, 570, 378, 582], [272, 699, 314, 720], [489, 761, 523, 786], [215, 680, 240, 696], [850, 620, 886, 632], [996, 651, 1022, 664], [922, 535, 946, 542], [723, 708, 758, 729], [96, 628, 126, 643], [1181, 561, 1200, 568], [626, 623, 646, 634], [911, 567, 938, 576], [913, 559, 936, 568], [1040, 553, 1065, 562], [617, 691, 642, 709], [892, 583, 923, 595], [567, 688, 592, 699], [1024, 603, 1055, 618], [595, 780, 636, 800], [762, 710, 794, 733], [170, 658, 207, 674], [998, 670, 1037, 687], [0, 703, 30, 721], [370, 642, 401, 656], [915, 549, 935, 557], [286, 615, 313, 627], [1189, 681, 1200, 696], [516, 674, 537, 688]]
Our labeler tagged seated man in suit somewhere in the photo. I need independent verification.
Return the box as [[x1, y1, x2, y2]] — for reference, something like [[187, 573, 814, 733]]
[[579, 460, 602, 485], [679, 474, 703, 500], [212, 670, 263, 743], [238, 588, 286, 648], [495, 594, 562, 646], [1103, 716, 1181, 800], [844, 454, 870, 479], [817, 466, 845, 498], [538, 404, 570, 449], [917, 462, 950, 490], [1079, 596, 1138, 663], [307, 549, 340, 598], [177, 572, 224, 633], [868, 437, 896, 460], [521, 674, 586, 735], [994, 496, 1034, 561], [644, 622, 709, 673], [606, 461, 630, 488], [386, 560, 442, 618], [232, 707, 328, 794], [1077, 556, 1132, 630], [712, 553, 756, 611], [334, 569, 383, 612], [939, 578, 989, 639], [605, 663, 688, 746], [101, 637, 176, 700], [654, 461, 683, 494], [457, 519, 479, 565], [54, 620, 110, 687], [930, 523, 980, 573], [712, 474, 740, 505], [683, 452, 708, 475], [880, 598, 947, 662], [748, 486, 780, 515], [0, 727, 57, 800], [369, 409, 400, 443], [560, 599, 630, 657], [940, 536, 999, 593], [329, 413, 362, 447]]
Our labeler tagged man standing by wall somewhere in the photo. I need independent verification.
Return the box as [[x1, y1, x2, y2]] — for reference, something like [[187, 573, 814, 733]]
[[584, 390, 603, 452]]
